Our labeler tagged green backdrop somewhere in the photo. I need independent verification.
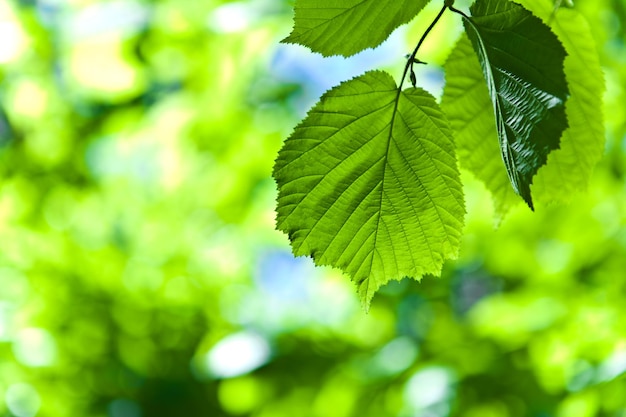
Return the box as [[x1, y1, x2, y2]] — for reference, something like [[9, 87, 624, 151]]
[[0, 0, 624, 416]]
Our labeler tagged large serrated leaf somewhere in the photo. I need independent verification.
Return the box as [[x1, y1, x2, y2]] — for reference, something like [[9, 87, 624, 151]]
[[283, 0, 431, 57], [517, 0, 605, 203], [462, 0, 569, 209], [273, 71, 465, 307], [441, 35, 519, 220]]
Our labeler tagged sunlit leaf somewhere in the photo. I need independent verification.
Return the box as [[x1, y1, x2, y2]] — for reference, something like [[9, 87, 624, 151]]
[[283, 0, 432, 57], [461, 0, 569, 209], [273, 71, 464, 307]]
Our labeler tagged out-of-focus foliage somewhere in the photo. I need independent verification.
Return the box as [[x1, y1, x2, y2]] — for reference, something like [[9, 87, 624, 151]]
[[0, 1, 624, 417]]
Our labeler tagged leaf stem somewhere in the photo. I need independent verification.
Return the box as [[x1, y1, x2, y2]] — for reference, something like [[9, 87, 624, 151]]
[[398, 4, 448, 92], [388, 5, 447, 148], [447, 5, 470, 20]]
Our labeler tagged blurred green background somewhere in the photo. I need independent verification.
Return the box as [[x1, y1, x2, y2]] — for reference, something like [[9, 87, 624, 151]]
[[0, 0, 625, 416]]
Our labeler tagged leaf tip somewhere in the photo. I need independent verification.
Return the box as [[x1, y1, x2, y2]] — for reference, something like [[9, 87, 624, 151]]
[[356, 277, 377, 313]]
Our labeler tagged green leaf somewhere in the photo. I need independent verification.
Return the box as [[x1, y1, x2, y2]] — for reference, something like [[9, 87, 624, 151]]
[[462, 0, 569, 209], [283, 0, 432, 57], [443, 2, 604, 215], [441, 35, 519, 220], [516, 0, 605, 204], [273, 71, 465, 307]]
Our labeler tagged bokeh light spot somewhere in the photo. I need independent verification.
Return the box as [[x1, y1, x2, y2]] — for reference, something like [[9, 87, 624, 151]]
[[596, 350, 626, 382], [10, 80, 49, 120], [206, 331, 271, 378], [12, 327, 57, 367], [208, 2, 254, 33], [374, 337, 419, 375], [404, 367, 455, 411], [5, 383, 41, 417], [0, 3, 27, 64]]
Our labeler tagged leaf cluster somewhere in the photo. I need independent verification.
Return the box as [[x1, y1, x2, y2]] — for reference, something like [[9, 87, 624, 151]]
[[274, 0, 605, 307]]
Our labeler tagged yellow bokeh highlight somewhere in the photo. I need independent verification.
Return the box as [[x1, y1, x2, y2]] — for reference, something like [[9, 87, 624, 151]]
[[0, 0, 28, 63], [9, 79, 49, 120], [66, 33, 146, 100], [557, 391, 599, 417], [218, 376, 265, 415]]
